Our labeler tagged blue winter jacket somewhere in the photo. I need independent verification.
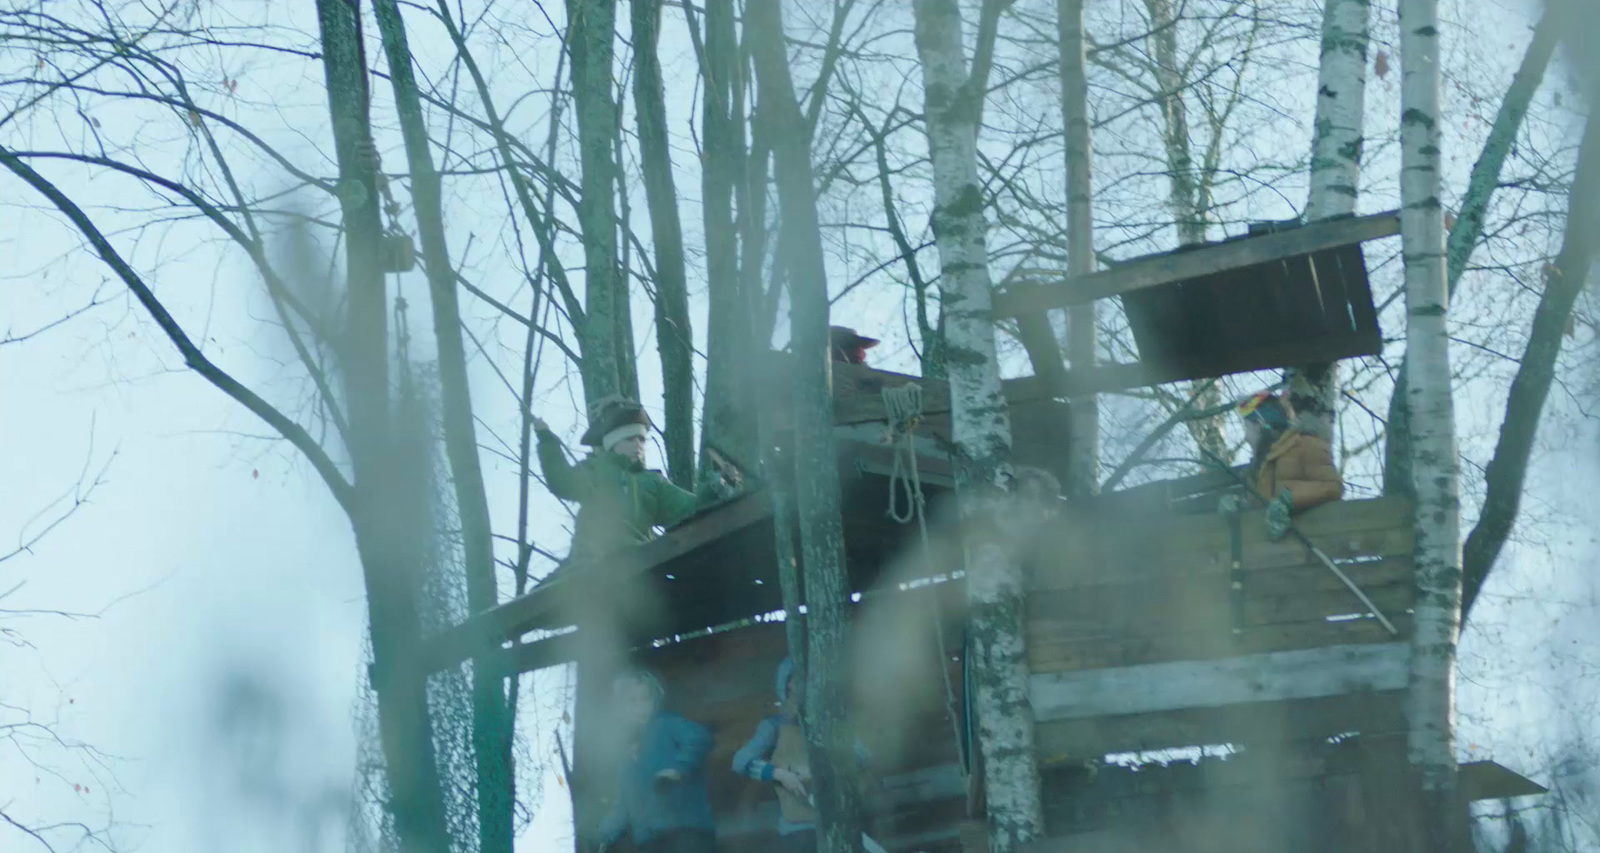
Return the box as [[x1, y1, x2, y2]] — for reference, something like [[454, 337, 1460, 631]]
[[598, 711, 717, 846], [731, 657, 871, 836]]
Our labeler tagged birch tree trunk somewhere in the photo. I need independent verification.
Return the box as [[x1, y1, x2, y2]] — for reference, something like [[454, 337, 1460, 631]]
[[1287, 0, 1370, 442], [566, 0, 629, 402], [631, 0, 696, 488], [1057, 0, 1098, 497], [746, 2, 862, 850], [313, 2, 452, 849], [370, 3, 516, 850], [1384, 0, 1564, 495], [1398, 0, 1466, 847], [913, 2, 1045, 849]]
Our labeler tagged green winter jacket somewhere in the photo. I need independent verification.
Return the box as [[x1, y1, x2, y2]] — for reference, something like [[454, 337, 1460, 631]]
[[536, 428, 715, 563]]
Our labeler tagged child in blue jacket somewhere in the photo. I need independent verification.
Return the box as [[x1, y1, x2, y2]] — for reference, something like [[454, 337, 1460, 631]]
[[596, 668, 717, 853], [730, 658, 870, 853]]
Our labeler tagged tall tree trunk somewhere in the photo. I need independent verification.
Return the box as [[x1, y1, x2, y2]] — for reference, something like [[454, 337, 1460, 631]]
[[631, 0, 696, 488], [567, 0, 628, 401], [1463, 107, 1600, 618], [1287, 0, 1370, 442], [1143, 0, 1227, 462], [1398, 0, 1466, 848], [1385, 0, 1565, 494], [314, 2, 451, 850], [697, 0, 758, 484], [913, 2, 1045, 850], [370, 3, 515, 851], [746, 2, 862, 851], [739, 46, 801, 661], [1057, 0, 1098, 497]]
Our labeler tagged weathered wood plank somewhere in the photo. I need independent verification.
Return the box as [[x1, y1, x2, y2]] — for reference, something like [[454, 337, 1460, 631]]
[[1029, 642, 1411, 722], [1034, 690, 1409, 762], [1026, 566, 1413, 641], [1030, 497, 1414, 591], [1237, 556, 1413, 596], [417, 490, 775, 674], [992, 211, 1401, 319], [1026, 615, 1414, 674]]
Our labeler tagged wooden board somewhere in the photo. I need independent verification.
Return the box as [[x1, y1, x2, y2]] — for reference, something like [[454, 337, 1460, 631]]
[[1021, 497, 1415, 674], [1029, 496, 1414, 591], [623, 594, 971, 823], [1031, 772, 1365, 853], [1460, 760, 1549, 799], [1027, 614, 1413, 674], [991, 211, 1400, 318], [1034, 689, 1408, 763], [1029, 643, 1411, 722]]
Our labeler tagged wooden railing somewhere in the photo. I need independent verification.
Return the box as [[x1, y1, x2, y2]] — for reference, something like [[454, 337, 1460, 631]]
[[1022, 496, 1415, 761]]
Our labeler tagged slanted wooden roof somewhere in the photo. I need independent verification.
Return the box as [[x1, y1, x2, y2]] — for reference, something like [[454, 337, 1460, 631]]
[[417, 433, 960, 678], [989, 210, 1397, 400]]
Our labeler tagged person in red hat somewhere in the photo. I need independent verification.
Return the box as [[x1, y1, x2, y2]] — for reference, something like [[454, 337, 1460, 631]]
[[829, 326, 880, 365], [534, 395, 740, 564], [1236, 390, 1344, 539]]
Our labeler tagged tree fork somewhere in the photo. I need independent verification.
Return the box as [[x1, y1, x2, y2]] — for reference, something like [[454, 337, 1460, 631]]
[[631, 0, 697, 490]]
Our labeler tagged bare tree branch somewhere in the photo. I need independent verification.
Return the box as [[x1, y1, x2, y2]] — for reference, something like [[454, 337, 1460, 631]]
[[0, 146, 356, 515]]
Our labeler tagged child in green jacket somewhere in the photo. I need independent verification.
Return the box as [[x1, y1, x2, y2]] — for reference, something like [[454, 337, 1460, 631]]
[[535, 396, 739, 565]]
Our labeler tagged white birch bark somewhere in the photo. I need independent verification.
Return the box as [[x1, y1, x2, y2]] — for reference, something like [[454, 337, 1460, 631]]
[[1057, 0, 1099, 497], [1305, 0, 1369, 222], [1289, 0, 1371, 441], [1398, 0, 1464, 846], [913, 2, 1044, 849]]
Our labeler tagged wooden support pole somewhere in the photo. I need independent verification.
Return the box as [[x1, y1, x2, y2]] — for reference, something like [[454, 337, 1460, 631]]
[[992, 210, 1400, 319]]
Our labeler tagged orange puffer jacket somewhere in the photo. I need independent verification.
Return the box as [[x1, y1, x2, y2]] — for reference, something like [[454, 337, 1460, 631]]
[[1255, 429, 1344, 512]]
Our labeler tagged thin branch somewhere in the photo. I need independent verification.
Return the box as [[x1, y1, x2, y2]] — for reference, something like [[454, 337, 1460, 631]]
[[0, 146, 356, 515]]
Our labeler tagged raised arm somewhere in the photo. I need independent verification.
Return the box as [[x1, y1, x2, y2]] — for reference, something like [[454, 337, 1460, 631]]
[[535, 423, 586, 501]]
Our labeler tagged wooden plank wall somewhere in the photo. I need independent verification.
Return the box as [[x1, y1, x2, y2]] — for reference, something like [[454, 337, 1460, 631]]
[[636, 582, 971, 852], [1025, 496, 1416, 761]]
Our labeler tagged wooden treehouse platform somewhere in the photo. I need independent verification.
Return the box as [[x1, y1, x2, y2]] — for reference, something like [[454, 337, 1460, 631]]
[[419, 213, 1543, 852]]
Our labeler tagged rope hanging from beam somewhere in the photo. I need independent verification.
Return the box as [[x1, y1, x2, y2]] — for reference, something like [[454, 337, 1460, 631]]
[[881, 382, 970, 784]]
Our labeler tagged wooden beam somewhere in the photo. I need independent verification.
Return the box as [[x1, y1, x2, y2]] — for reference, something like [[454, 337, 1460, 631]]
[[1035, 690, 1408, 763], [834, 336, 1363, 425], [992, 210, 1400, 319], [716, 763, 966, 837], [416, 491, 774, 675], [1459, 760, 1548, 800], [1029, 642, 1411, 722]]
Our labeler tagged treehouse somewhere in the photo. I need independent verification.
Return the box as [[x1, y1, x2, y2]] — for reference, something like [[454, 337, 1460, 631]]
[[421, 212, 1543, 852]]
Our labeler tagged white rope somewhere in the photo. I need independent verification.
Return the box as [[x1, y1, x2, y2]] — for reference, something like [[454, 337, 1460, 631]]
[[880, 383, 969, 779]]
